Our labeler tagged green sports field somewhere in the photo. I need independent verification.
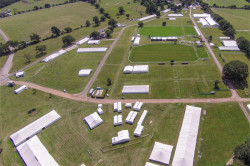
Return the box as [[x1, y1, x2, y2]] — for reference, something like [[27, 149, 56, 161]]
[[212, 8, 250, 30], [206, 0, 249, 7], [130, 44, 198, 62], [0, 2, 100, 41], [139, 26, 197, 37]]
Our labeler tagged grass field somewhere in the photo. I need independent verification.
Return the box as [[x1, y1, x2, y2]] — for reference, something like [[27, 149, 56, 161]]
[[92, 27, 231, 99], [144, 18, 194, 26], [0, 35, 5, 43], [139, 26, 197, 36], [0, 55, 8, 69], [12, 40, 113, 94], [130, 44, 198, 62], [212, 8, 250, 30], [0, 86, 248, 165], [0, 2, 101, 41], [236, 31, 250, 40], [206, 0, 249, 7], [0, 0, 66, 13]]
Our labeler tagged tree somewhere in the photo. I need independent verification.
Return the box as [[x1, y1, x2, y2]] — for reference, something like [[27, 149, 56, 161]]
[[0, 43, 10, 56], [23, 53, 31, 64], [107, 78, 112, 86], [156, 10, 161, 18], [104, 13, 110, 18], [6, 40, 19, 48], [162, 21, 166, 26], [126, 13, 130, 19], [89, 0, 96, 5], [108, 19, 117, 28], [214, 80, 220, 90], [51, 26, 61, 37], [138, 21, 144, 27], [209, 35, 213, 42], [64, 27, 72, 33], [99, 7, 105, 14], [93, 16, 100, 26], [95, 3, 100, 9], [224, 27, 236, 39], [35, 45, 47, 56], [90, 31, 100, 39], [119, 6, 125, 15], [19, 41, 27, 49], [160, 3, 164, 11], [105, 29, 112, 38], [85, 20, 91, 27], [100, 15, 106, 22], [234, 137, 250, 165], [30, 33, 41, 43], [223, 60, 248, 82], [237, 37, 250, 57], [170, 60, 175, 66], [33, 6, 39, 10], [44, 3, 51, 8], [62, 35, 75, 46]]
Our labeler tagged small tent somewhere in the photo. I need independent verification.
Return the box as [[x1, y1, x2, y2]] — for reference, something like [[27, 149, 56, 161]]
[[84, 112, 103, 129]]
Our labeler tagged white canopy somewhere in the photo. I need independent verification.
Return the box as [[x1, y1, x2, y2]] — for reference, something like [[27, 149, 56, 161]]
[[84, 112, 103, 129], [76, 37, 89, 45], [137, 110, 148, 126], [145, 162, 159, 166], [193, 13, 211, 18], [138, 14, 156, 21], [112, 130, 130, 145], [222, 40, 238, 47], [218, 46, 240, 51], [78, 69, 92, 76], [15, 71, 25, 78], [14, 85, 28, 94], [122, 85, 149, 94], [162, 9, 170, 13], [10, 110, 61, 147], [172, 105, 201, 166], [76, 47, 107, 53], [169, 17, 176, 20], [123, 66, 134, 74], [199, 18, 209, 27], [220, 37, 230, 40], [17, 135, 59, 166], [247, 104, 250, 110], [134, 37, 140, 46], [134, 125, 144, 137], [168, 14, 183, 17], [149, 142, 173, 165], [42, 50, 66, 63], [88, 40, 100, 45], [133, 65, 149, 73], [205, 17, 219, 27]]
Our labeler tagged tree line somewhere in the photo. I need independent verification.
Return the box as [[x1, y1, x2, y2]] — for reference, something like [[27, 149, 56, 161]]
[[210, 4, 250, 10], [0, 0, 19, 9]]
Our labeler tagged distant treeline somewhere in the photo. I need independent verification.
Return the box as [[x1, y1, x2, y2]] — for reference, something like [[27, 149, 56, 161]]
[[0, 0, 20, 9]]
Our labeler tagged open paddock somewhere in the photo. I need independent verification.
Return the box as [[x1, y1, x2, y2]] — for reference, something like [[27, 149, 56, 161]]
[[0, 87, 249, 166], [206, 0, 249, 7]]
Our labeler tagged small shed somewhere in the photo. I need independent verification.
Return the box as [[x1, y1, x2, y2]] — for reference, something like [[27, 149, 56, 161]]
[[15, 71, 25, 78], [78, 69, 92, 77], [196, 41, 202, 47]]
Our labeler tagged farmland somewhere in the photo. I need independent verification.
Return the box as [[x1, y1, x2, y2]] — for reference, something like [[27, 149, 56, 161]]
[[0, 87, 249, 166], [130, 44, 200, 62], [212, 8, 250, 30], [0, 2, 101, 41], [206, 0, 249, 7], [0, 0, 66, 13], [139, 26, 197, 37]]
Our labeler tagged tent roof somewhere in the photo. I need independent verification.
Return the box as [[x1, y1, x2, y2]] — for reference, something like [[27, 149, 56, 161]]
[[222, 40, 238, 47], [10, 110, 61, 147], [78, 69, 92, 75], [145, 162, 159, 166], [85, 112, 103, 129], [122, 85, 149, 94], [149, 142, 173, 165], [17, 135, 59, 166], [138, 14, 156, 21], [77, 47, 107, 53]]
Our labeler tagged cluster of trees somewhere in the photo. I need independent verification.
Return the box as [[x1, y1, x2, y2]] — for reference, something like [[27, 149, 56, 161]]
[[168, 3, 183, 12], [0, 43, 11, 56], [237, 37, 250, 58], [212, 3, 250, 10], [200, 2, 236, 38], [223, 60, 248, 83], [233, 137, 250, 166]]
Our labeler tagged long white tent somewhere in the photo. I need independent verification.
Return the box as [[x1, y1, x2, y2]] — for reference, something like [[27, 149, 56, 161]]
[[218, 46, 240, 51], [123, 66, 134, 74], [222, 40, 238, 47], [112, 130, 130, 145], [78, 69, 92, 76], [17, 135, 59, 166], [42, 49, 66, 63], [76, 47, 107, 53], [193, 13, 211, 18], [122, 85, 149, 94], [14, 85, 28, 94], [168, 14, 183, 17], [149, 142, 173, 165], [84, 112, 103, 129], [137, 14, 156, 21], [134, 37, 140, 46], [10, 110, 61, 147], [88, 40, 100, 45], [172, 105, 202, 166], [133, 65, 149, 73], [76, 37, 89, 45]]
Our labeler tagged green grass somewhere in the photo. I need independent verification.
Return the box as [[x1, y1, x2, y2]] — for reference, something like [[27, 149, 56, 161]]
[[0, 86, 185, 165], [0, 2, 101, 41], [0, 35, 5, 43], [139, 26, 197, 37], [143, 18, 194, 26], [0, 86, 248, 165], [195, 103, 250, 166], [130, 44, 198, 62], [206, 0, 249, 7], [0, 0, 66, 13], [92, 27, 231, 99], [212, 8, 250, 30], [236, 31, 250, 41], [12, 40, 113, 93], [0, 55, 8, 69]]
